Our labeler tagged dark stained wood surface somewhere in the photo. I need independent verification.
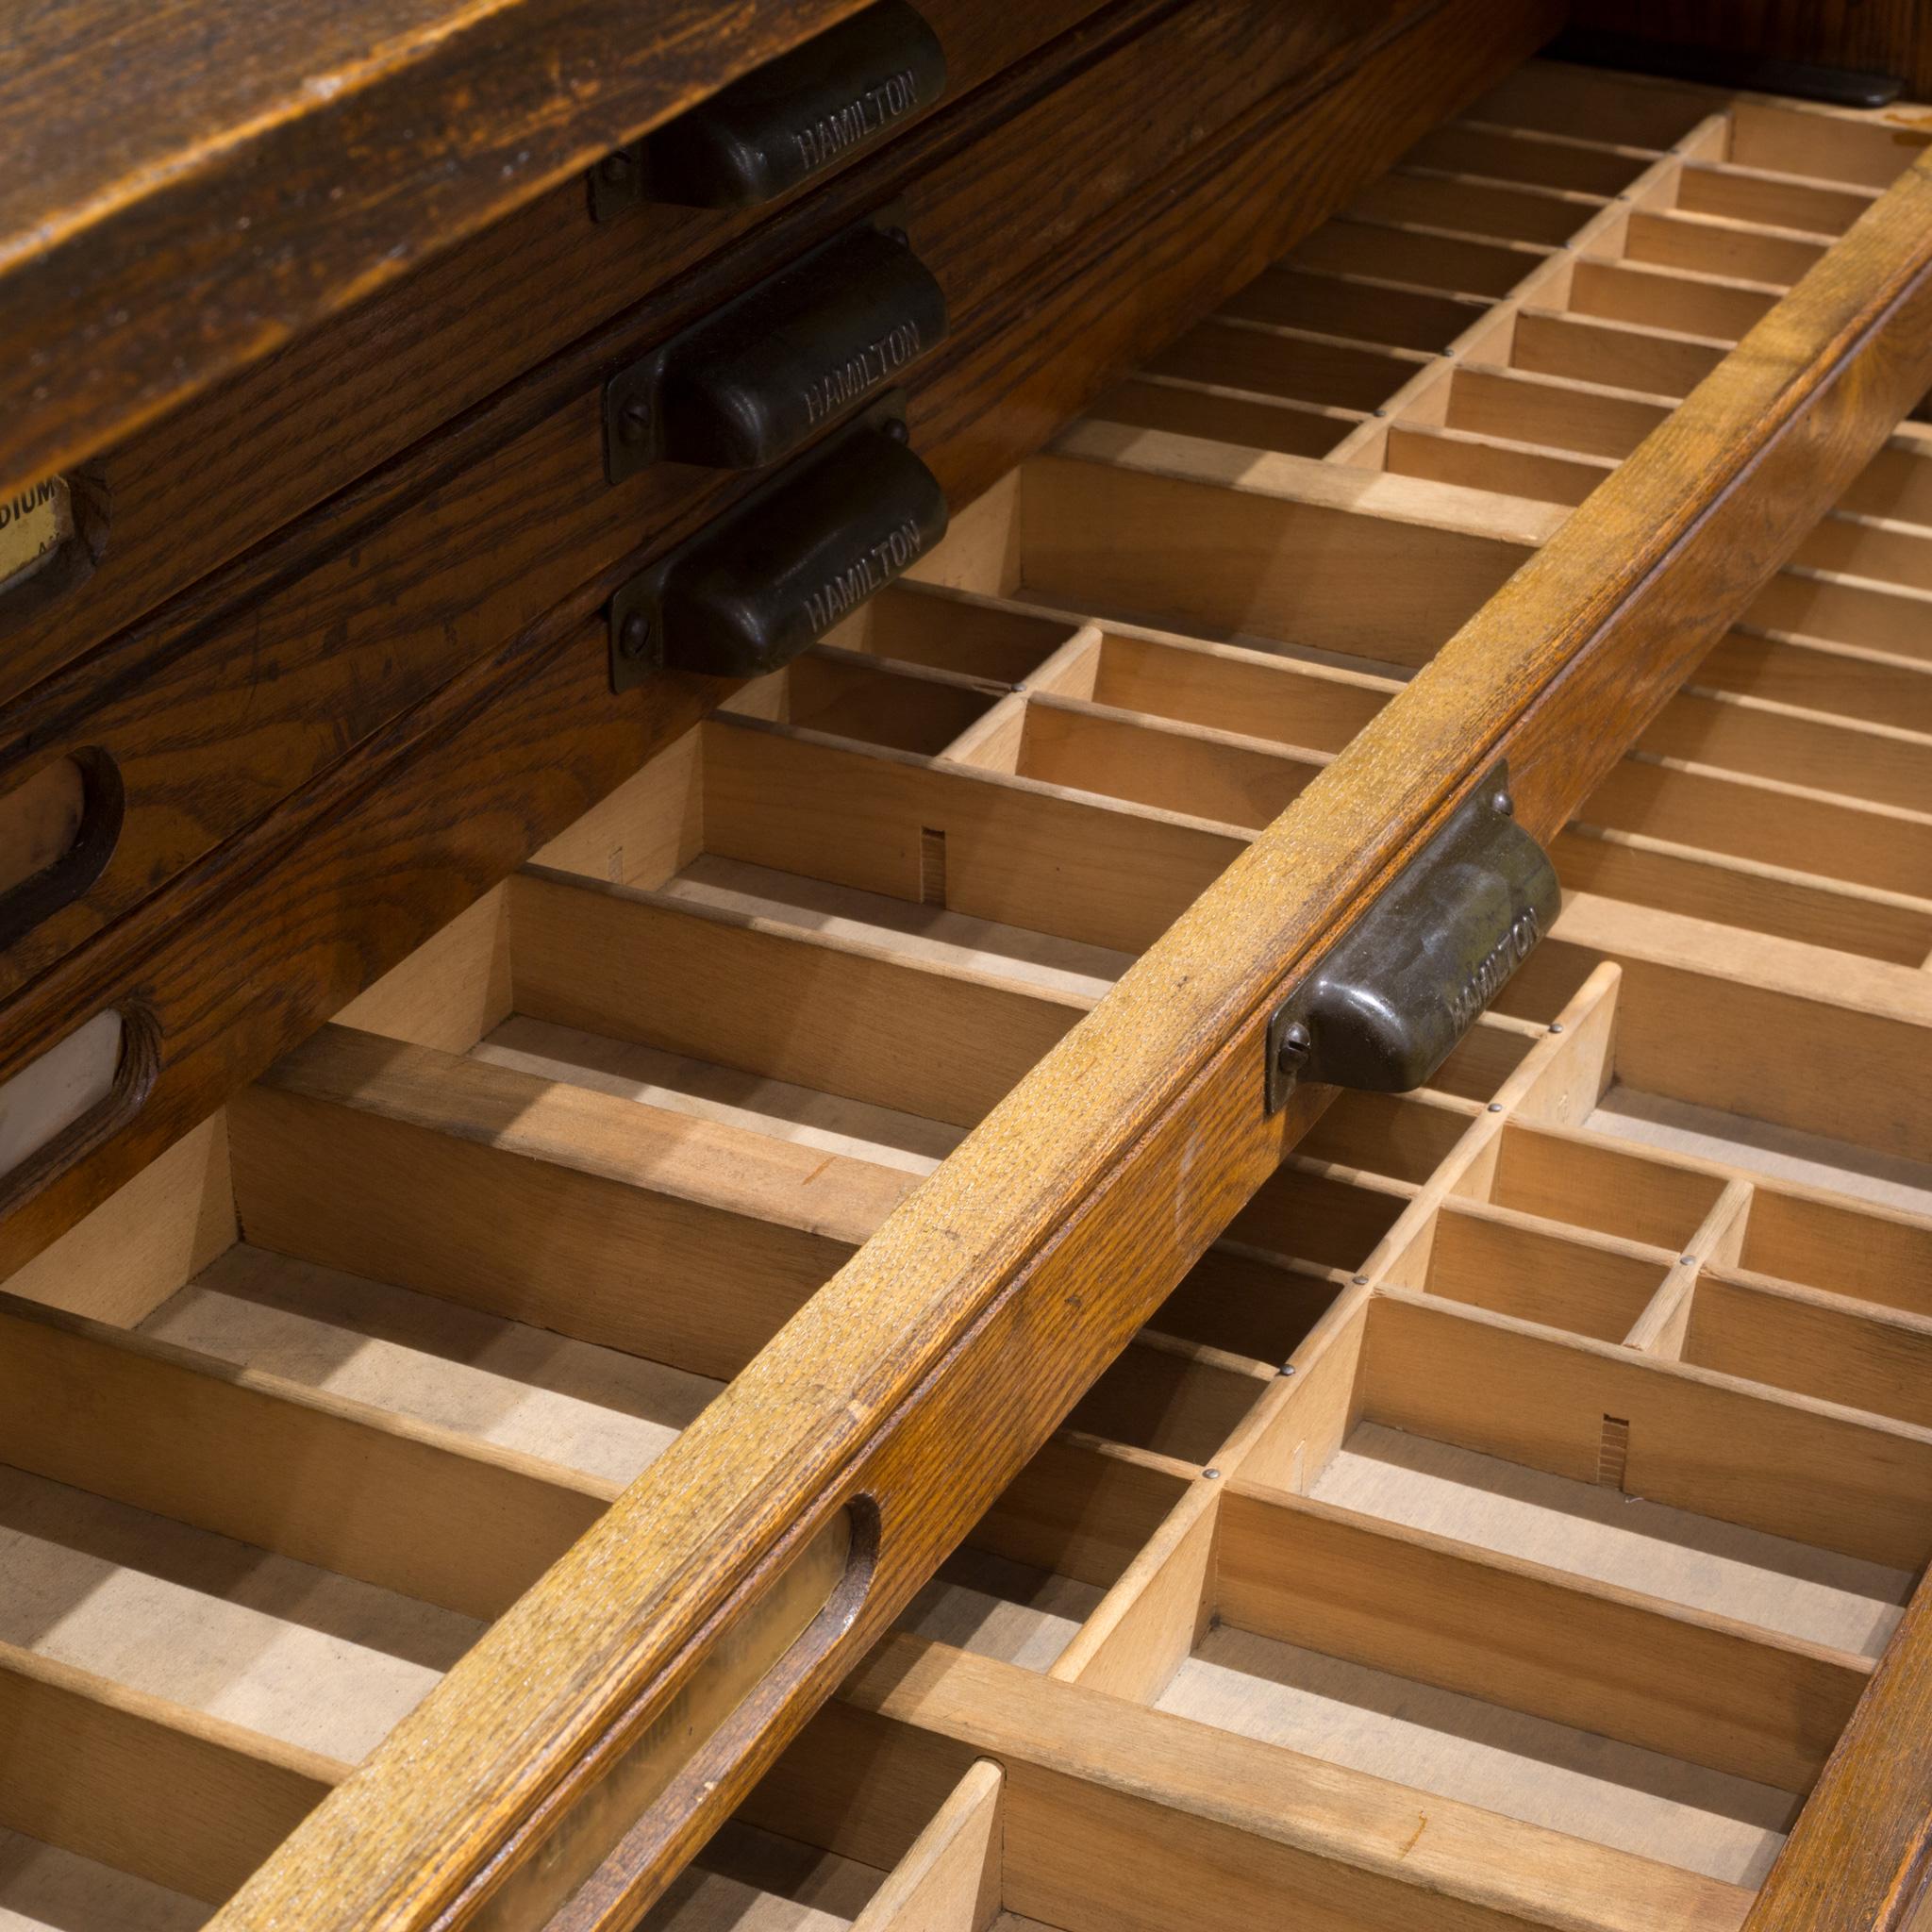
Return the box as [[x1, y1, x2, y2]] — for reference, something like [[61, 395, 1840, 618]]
[[0, 0, 1082, 498], [1572, 0, 1932, 100], [0, 0, 1114, 699], [0, 0, 874, 494], [208, 116, 1932, 1930], [0, 0, 1426, 1130]]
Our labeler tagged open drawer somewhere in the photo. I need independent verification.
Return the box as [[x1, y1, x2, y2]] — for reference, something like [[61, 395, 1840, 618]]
[[0, 55, 1929, 1932]]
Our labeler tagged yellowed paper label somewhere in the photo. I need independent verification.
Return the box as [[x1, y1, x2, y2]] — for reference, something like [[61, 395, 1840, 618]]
[[0, 476, 71, 592]]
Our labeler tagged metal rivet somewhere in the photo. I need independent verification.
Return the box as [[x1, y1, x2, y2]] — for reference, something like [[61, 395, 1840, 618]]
[[1276, 1021, 1312, 1076], [1680, 1254, 1697, 1267], [617, 397, 653, 444], [1487, 1102, 1503, 1114], [618, 611, 653, 660], [1351, 1274, 1369, 1287], [1202, 1467, 1221, 1480], [1491, 790, 1514, 817], [1549, 1021, 1564, 1034], [1278, 1363, 1296, 1377], [885, 225, 909, 247], [882, 418, 910, 444], [598, 150, 633, 183]]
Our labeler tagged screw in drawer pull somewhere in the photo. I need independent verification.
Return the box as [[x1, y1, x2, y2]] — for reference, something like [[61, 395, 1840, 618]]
[[589, 1, 946, 218], [608, 395, 946, 690], [1265, 764, 1559, 1111], [603, 211, 946, 479]]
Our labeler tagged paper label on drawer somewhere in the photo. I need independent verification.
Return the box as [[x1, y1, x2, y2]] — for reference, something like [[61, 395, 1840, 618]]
[[0, 475, 71, 594]]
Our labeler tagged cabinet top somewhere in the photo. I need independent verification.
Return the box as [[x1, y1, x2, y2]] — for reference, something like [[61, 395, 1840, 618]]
[[0, 0, 871, 494]]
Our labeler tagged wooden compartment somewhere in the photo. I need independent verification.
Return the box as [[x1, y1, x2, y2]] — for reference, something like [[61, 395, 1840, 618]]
[[735, 928, 1932, 1927], [0, 0, 1573, 1278], [0, 1101, 1195, 1926], [0, 50, 1929, 1932]]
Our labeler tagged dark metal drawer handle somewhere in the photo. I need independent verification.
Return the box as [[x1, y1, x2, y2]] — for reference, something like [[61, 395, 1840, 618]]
[[605, 215, 946, 478], [591, 1, 945, 218], [609, 400, 946, 689], [1265, 765, 1560, 1108]]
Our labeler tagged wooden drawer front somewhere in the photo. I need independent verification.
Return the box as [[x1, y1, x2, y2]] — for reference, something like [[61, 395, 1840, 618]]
[[0, 55, 1928, 1932], [0, 0, 1556, 1283], [0, 0, 1103, 531], [0, 0, 1330, 989], [0, 0, 1398, 710]]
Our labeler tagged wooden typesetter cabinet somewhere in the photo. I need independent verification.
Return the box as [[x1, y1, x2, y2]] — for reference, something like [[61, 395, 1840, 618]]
[[1, 3, 1931, 1927]]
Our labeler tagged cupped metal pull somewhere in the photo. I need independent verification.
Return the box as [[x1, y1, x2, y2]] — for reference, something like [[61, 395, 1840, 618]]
[[1265, 766, 1559, 1109], [593, 2, 945, 217], [609, 401, 946, 689], [605, 216, 946, 478]]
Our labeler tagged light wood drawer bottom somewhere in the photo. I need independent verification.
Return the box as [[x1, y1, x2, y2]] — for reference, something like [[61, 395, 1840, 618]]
[[1, 50, 1930, 1932]]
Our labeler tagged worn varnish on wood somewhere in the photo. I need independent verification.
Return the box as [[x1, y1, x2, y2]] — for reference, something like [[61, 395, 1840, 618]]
[[0, 0, 898, 496], [0, 53, 1926, 1932], [0, 0, 1561, 1294]]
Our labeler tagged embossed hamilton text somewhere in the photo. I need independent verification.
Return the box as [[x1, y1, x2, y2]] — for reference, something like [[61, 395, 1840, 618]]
[[802, 317, 924, 425], [1444, 906, 1541, 1033], [803, 518, 925, 631], [792, 68, 920, 172]]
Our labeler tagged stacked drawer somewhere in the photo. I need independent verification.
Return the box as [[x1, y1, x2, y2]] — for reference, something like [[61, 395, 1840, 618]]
[[0, 44, 1927, 1932], [0, 0, 1557, 1277]]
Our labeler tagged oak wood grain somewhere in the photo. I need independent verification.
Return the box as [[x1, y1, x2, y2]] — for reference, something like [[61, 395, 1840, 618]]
[[0, 0, 883, 495], [209, 68, 1932, 1932], [0, 0, 1402, 1015]]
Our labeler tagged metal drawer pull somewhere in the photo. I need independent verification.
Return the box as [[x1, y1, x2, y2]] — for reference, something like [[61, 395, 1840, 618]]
[[591, 1, 945, 217], [609, 400, 946, 689], [604, 216, 946, 478], [1266, 764, 1560, 1108]]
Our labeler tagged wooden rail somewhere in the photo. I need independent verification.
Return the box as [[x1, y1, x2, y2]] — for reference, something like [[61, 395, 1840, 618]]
[[207, 127, 1932, 1932]]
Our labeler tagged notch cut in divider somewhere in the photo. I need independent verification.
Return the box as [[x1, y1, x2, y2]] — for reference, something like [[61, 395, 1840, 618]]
[[1366, 1290, 1932, 1573], [921, 827, 947, 908], [1598, 1413, 1631, 1491]]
